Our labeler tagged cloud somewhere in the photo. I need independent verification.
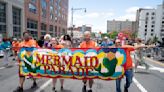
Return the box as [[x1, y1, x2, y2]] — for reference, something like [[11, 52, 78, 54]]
[[126, 7, 139, 14], [117, 14, 136, 21], [117, 6, 153, 21], [68, 12, 114, 32]]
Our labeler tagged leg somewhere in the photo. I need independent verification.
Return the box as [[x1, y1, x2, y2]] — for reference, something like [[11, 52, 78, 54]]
[[3, 50, 8, 66], [60, 79, 64, 90], [52, 78, 57, 91], [89, 79, 94, 88], [31, 78, 37, 89], [116, 78, 122, 92], [88, 79, 94, 92], [52, 78, 57, 87], [13, 76, 25, 92], [124, 69, 133, 92], [82, 79, 87, 92], [19, 76, 25, 88]]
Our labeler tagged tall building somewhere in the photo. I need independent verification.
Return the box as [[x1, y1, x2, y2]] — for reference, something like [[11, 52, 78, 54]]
[[77, 25, 92, 32], [107, 20, 136, 33], [25, 0, 68, 39], [0, 0, 25, 38], [155, 4, 164, 41], [67, 25, 92, 38], [137, 2, 164, 41], [136, 9, 156, 41]]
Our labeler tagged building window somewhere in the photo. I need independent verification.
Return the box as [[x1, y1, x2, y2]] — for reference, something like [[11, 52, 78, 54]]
[[145, 29, 147, 32], [145, 33, 147, 36], [41, 23, 46, 31], [161, 29, 164, 32], [151, 29, 154, 32], [145, 25, 147, 28], [151, 33, 153, 36], [146, 17, 148, 20], [49, 25, 53, 32], [151, 25, 154, 28], [0, 2, 6, 36], [152, 21, 155, 24], [41, 32, 46, 36], [31, 0, 36, 3], [13, 7, 21, 38], [152, 12, 155, 15], [145, 21, 148, 24], [151, 17, 154, 20], [0, 25, 6, 36], [29, 3, 37, 13], [146, 12, 149, 16], [50, 6, 53, 20], [62, 28, 66, 35], [162, 25, 164, 28], [41, 0, 47, 17], [27, 19, 37, 29], [50, 0, 54, 5], [162, 21, 164, 24], [27, 19, 38, 38], [55, 26, 57, 37]]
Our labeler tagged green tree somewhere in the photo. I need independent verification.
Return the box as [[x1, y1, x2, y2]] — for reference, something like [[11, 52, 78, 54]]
[[152, 35, 158, 44], [109, 31, 118, 39], [101, 33, 110, 38]]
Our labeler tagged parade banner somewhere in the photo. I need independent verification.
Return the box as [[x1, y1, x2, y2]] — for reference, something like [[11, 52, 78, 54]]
[[18, 47, 126, 80]]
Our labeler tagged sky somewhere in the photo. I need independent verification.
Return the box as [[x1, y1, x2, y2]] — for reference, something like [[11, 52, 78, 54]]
[[68, 0, 163, 33]]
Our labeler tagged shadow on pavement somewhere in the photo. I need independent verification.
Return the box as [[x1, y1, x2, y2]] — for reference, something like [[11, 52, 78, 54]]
[[24, 86, 39, 92], [135, 71, 151, 75], [39, 89, 72, 92]]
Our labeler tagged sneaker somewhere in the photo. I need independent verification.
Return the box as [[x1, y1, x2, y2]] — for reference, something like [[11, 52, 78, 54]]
[[82, 85, 87, 92], [88, 89, 92, 92], [52, 87, 57, 92], [61, 86, 64, 90], [13, 87, 23, 92], [31, 82, 37, 89]]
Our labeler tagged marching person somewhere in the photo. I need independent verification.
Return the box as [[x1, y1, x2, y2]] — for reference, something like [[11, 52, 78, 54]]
[[1, 38, 11, 67], [48, 37, 65, 92], [115, 39, 135, 92], [12, 38, 19, 61], [100, 36, 113, 47], [43, 34, 52, 48], [134, 39, 150, 72], [79, 31, 97, 92], [115, 39, 152, 92], [13, 32, 39, 92]]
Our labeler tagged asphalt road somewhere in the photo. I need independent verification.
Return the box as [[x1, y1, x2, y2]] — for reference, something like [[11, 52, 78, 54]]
[[0, 55, 164, 92]]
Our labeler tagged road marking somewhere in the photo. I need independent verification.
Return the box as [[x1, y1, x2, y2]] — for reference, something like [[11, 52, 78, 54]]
[[0, 67, 5, 70], [35, 79, 52, 92], [133, 77, 148, 92], [137, 66, 164, 73], [144, 57, 164, 67]]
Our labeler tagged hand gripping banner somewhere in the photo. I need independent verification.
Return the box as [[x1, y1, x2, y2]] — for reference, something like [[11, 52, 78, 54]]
[[18, 47, 126, 80]]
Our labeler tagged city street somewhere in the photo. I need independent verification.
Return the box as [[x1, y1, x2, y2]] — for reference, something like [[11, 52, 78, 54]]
[[0, 56, 164, 92]]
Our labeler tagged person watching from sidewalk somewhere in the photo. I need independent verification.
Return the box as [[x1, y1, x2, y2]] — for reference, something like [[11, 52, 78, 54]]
[[13, 32, 39, 92], [79, 31, 97, 92]]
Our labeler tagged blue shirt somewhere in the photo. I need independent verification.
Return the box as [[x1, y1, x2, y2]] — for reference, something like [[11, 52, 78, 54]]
[[100, 41, 113, 47], [0, 41, 11, 50]]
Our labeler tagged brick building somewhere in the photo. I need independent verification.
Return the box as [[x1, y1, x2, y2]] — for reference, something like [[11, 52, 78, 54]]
[[25, 0, 68, 39]]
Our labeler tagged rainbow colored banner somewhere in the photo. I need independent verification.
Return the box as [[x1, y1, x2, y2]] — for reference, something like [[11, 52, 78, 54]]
[[18, 47, 126, 80]]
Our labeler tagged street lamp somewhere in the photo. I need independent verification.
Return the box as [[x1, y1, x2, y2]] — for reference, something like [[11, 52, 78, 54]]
[[71, 7, 87, 37]]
